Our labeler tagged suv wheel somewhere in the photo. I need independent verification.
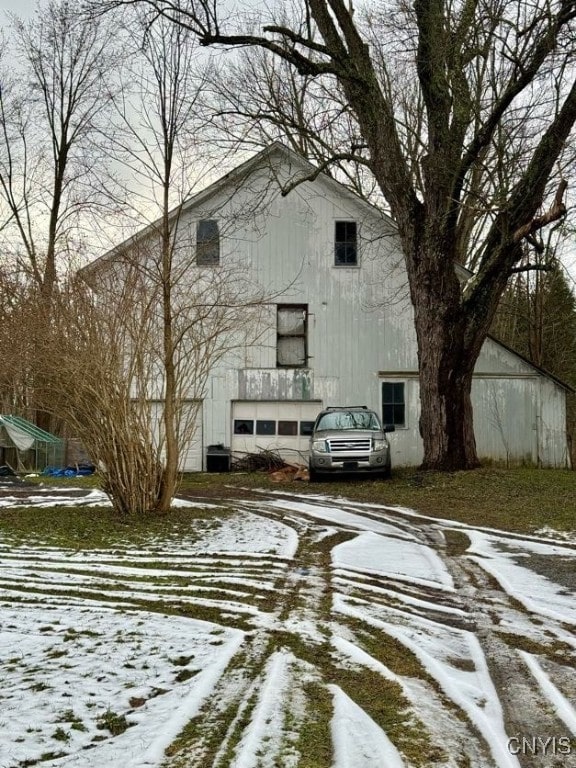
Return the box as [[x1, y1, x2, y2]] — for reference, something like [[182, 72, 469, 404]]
[[309, 465, 321, 483]]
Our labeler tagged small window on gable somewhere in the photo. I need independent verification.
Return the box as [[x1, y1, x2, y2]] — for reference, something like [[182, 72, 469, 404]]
[[335, 221, 357, 266], [382, 382, 406, 428], [277, 305, 307, 368], [196, 219, 220, 266]]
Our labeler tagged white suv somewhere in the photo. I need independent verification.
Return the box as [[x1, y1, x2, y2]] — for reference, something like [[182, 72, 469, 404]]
[[308, 406, 394, 481]]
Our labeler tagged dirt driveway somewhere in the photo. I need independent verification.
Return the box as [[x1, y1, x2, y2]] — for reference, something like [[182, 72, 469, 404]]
[[1, 483, 576, 767]]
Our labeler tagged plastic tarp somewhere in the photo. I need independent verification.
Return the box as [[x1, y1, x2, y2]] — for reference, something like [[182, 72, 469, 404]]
[[2, 421, 35, 451]]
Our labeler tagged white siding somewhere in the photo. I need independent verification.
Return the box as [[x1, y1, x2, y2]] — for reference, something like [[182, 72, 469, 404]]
[[97, 145, 569, 469], [149, 401, 203, 472]]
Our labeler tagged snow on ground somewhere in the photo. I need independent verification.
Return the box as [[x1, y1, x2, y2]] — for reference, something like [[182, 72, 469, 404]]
[[330, 685, 406, 768], [265, 498, 417, 540], [0, 602, 243, 768], [520, 652, 576, 736], [1, 484, 576, 767], [334, 596, 520, 767], [229, 650, 295, 768], [466, 530, 576, 625], [332, 530, 454, 590]]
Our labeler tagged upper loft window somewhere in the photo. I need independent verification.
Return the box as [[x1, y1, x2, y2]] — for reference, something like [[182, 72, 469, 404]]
[[334, 220, 358, 266], [277, 305, 307, 368], [196, 219, 220, 266]]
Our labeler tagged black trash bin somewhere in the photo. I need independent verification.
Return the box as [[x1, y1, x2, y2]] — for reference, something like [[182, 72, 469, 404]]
[[206, 444, 231, 472]]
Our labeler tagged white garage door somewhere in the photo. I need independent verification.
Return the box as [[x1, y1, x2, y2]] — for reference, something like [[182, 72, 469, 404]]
[[232, 401, 322, 464], [149, 401, 203, 472]]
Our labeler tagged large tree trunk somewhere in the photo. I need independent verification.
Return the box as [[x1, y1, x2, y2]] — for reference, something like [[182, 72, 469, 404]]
[[416, 314, 479, 470], [407, 231, 484, 471]]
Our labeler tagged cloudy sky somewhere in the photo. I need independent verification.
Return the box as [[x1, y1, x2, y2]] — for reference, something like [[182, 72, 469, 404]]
[[1, 0, 36, 19]]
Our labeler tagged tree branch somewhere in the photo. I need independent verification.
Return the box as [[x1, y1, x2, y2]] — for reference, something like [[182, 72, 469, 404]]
[[512, 179, 568, 243], [454, 0, 576, 204], [508, 262, 553, 275], [279, 151, 372, 196]]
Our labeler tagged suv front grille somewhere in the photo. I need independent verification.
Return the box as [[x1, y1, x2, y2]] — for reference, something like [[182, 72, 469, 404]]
[[328, 437, 372, 453]]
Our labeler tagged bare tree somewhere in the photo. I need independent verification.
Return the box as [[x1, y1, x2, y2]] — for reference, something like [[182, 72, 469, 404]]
[[63, 14, 269, 514], [0, 267, 38, 417], [105, 15, 208, 510], [0, 1, 115, 299], [97, 0, 576, 470], [38, 261, 265, 516]]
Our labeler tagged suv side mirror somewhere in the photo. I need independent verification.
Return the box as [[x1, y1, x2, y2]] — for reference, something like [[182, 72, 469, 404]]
[[384, 424, 395, 433]]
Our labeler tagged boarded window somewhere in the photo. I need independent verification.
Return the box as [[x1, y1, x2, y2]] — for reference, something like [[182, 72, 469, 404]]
[[277, 305, 307, 367], [196, 219, 220, 265], [382, 382, 405, 427], [335, 221, 357, 265]]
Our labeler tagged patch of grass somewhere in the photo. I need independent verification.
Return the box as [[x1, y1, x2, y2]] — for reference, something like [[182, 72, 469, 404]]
[[11, 466, 573, 539], [180, 468, 576, 535], [294, 682, 333, 768], [46, 648, 68, 659], [52, 727, 70, 742], [96, 709, 130, 736], [174, 668, 199, 683], [496, 631, 576, 663], [56, 709, 87, 732], [446, 657, 476, 672], [443, 529, 471, 556], [344, 619, 433, 681], [166, 640, 274, 765], [0, 504, 232, 550], [29, 681, 51, 692]]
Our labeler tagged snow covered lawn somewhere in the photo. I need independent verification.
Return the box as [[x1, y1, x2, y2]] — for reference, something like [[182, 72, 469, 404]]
[[1, 483, 576, 767]]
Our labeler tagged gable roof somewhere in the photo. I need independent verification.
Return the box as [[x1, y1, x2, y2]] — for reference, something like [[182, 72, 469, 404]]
[[78, 143, 573, 394], [486, 335, 575, 393], [80, 142, 396, 279]]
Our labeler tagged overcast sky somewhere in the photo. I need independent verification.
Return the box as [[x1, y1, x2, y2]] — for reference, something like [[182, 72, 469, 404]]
[[1, 0, 37, 19]]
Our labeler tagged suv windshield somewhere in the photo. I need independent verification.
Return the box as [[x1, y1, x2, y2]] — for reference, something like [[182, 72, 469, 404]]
[[315, 410, 382, 431]]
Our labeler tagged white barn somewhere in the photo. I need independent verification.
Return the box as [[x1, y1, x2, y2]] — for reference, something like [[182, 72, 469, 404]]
[[85, 143, 570, 471]]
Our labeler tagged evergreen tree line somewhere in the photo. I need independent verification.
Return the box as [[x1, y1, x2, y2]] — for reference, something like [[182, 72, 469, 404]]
[[492, 250, 576, 466]]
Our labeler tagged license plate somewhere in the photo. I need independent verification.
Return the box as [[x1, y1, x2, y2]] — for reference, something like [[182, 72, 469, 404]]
[[342, 461, 358, 470]]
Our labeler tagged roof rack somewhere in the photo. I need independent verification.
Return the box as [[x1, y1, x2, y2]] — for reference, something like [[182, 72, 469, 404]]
[[325, 405, 369, 411]]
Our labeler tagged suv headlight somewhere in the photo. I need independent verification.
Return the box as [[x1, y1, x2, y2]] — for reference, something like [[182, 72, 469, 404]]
[[373, 438, 387, 451], [312, 439, 328, 453]]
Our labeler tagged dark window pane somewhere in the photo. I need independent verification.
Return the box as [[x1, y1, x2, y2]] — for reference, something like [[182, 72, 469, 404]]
[[393, 404, 405, 425], [382, 382, 394, 401], [197, 219, 220, 265], [335, 243, 357, 265], [335, 221, 357, 265], [233, 419, 253, 435], [256, 420, 276, 436], [300, 421, 315, 436], [335, 221, 347, 241], [382, 404, 394, 425], [382, 382, 405, 427], [278, 420, 298, 436]]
